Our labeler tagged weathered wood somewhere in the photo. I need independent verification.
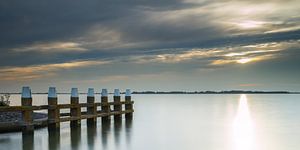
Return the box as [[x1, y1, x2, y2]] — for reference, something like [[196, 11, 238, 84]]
[[101, 89, 110, 122], [48, 87, 60, 129], [87, 96, 97, 124], [21, 87, 33, 131], [113, 89, 122, 121], [87, 88, 97, 124], [70, 88, 81, 127], [48, 99, 60, 129], [125, 89, 133, 120], [0, 87, 135, 133], [0, 106, 36, 111], [125, 96, 133, 119], [70, 97, 81, 126]]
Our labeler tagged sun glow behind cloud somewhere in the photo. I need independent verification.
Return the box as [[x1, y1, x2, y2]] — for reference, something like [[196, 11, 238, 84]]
[[129, 40, 297, 66], [235, 21, 265, 29], [236, 58, 253, 64]]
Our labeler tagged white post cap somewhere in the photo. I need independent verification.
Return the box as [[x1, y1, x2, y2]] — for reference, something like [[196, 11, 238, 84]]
[[125, 89, 131, 96], [101, 89, 108, 97], [48, 87, 57, 98], [22, 86, 32, 98], [87, 88, 94, 97], [114, 89, 120, 96], [71, 88, 79, 97]]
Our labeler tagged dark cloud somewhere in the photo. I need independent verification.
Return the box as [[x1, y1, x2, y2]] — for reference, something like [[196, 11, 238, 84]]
[[0, 0, 188, 48]]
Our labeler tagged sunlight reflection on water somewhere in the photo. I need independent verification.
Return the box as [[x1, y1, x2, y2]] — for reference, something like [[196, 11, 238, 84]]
[[232, 94, 256, 150]]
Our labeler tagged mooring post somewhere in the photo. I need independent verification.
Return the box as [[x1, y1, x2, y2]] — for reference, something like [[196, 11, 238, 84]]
[[113, 89, 122, 121], [87, 88, 96, 125], [125, 89, 133, 120], [101, 89, 110, 122], [70, 88, 81, 127], [48, 87, 60, 129], [21, 86, 34, 131]]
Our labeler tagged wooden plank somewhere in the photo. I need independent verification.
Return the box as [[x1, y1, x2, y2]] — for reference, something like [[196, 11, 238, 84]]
[[60, 117, 79, 122], [0, 102, 134, 112], [58, 104, 77, 109], [0, 106, 45, 112], [81, 114, 96, 120], [56, 101, 133, 109]]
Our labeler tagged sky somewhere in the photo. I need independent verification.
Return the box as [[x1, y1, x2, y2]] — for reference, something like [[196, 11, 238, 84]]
[[0, 0, 300, 93]]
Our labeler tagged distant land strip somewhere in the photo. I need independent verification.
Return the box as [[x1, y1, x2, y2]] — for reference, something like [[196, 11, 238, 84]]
[[1, 90, 300, 94]]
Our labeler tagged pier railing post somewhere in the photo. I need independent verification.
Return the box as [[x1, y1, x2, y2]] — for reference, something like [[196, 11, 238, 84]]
[[101, 89, 110, 122], [125, 89, 133, 120], [113, 89, 122, 121], [70, 88, 81, 127], [21, 86, 33, 131], [48, 87, 60, 129], [87, 88, 96, 125]]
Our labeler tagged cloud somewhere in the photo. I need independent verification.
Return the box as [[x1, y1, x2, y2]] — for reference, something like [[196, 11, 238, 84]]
[[211, 54, 276, 65], [264, 25, 300, 34], [12, 42, 87, 53], [0, 0, 300, 91], [0, 60, 110, 81], [0, 0, 299, 69], [211, 41, 300, 65], [129, 49, 222, 64], [126, 40, 300, 67]]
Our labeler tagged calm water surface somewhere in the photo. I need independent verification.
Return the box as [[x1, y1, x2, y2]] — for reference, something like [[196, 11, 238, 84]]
[[0, 94, 300, 150]]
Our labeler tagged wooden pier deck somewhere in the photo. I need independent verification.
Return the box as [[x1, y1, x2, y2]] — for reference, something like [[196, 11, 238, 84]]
[[0, 87, 134, 132]]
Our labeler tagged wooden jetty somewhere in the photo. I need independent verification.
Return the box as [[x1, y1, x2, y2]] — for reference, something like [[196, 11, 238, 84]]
[[0, 86, 134, 132]]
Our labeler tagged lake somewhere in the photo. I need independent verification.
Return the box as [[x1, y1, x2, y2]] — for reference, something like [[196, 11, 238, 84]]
[[0, 94, 300, 150]]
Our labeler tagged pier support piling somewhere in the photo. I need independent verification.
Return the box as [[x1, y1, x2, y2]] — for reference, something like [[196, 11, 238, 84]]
[[113, 89, 122, 121], [87, 88, 97, 125], [70, 88, 81, 127], [101, 89, 110, 123], [125, 89, 133, 120], [21, 87, 34, 131], [48, 87, 60, 129]]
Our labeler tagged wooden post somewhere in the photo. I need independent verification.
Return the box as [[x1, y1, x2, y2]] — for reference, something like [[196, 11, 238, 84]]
[[70, 88, 81, 127], [47, 87, 60, 149], [48, 87, 60, 129], [113, 89, 122, 121], [125, 89, 133, 120], [21, 86, 33, 131], [87, 88, 96, 125], [101, 89, 110, 122]]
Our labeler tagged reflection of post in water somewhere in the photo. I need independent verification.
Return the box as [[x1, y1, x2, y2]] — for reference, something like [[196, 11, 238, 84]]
[[114, 118, 122, 146], [101, 120, 111, 149], [87, 121, 97, 149], [48, 128, 60, 150], [125, 117, 132, 145], [22, 131, 34, 150], [70, 124, 81, 150]]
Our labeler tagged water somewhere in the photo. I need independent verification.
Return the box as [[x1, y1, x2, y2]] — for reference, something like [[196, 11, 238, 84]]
[[0, 94, 300, 150]]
